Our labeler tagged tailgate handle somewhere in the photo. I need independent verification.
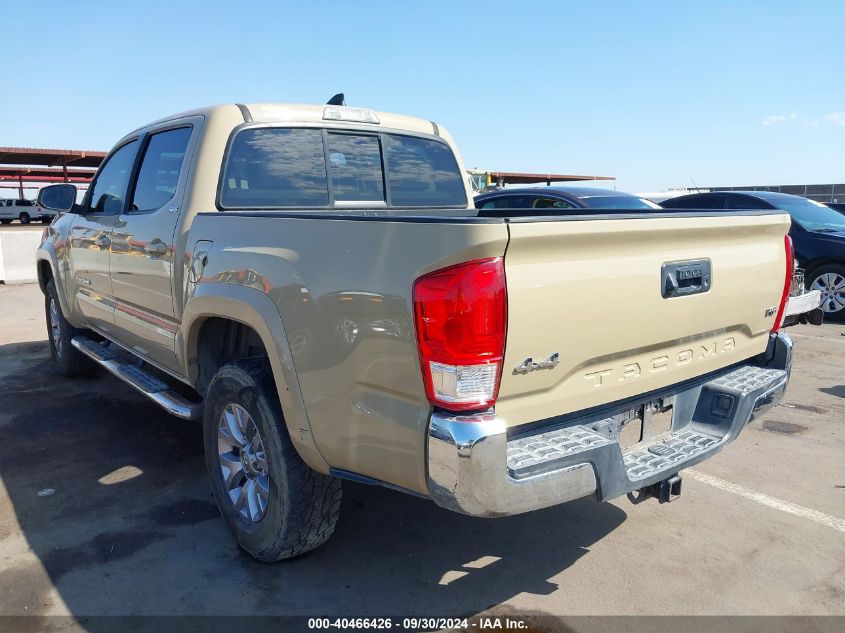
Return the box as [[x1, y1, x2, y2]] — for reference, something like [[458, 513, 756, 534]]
[[662, 260, 711, 298]]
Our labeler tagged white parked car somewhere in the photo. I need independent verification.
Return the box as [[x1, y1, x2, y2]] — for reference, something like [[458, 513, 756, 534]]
[[0, 198, 38, 225]]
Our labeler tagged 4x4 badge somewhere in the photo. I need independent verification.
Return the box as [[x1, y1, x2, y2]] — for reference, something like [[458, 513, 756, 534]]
[[514, 352, 560, 374]]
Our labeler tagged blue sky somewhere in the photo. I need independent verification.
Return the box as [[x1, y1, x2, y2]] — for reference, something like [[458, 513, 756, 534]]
[[3, 0, 843, 193]]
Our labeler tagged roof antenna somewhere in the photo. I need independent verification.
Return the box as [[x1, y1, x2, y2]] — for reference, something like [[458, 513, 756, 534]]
[[690, 177, 700, 192], [327, 93, 345, 106]]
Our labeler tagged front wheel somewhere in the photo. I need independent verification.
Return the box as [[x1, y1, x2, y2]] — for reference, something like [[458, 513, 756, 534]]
[[45, 280, 95, 376], [809, 264, 845, 321], [0, 219, 11, 225], [203, 358, 342, 561], [19, 212, 31, 225]]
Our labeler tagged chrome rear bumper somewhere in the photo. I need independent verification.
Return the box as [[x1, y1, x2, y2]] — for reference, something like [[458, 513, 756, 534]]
[[427, 333, 792, 517]]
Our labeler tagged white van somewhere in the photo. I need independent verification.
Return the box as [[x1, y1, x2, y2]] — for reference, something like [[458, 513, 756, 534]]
[[0, 199, 38, 225]]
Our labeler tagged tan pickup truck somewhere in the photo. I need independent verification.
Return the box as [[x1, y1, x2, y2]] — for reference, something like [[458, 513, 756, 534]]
[[36, 102, 795, 562]]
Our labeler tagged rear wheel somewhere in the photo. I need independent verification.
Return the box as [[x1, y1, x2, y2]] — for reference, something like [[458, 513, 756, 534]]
[[203, 358, 342, 561], [45, 280, 95, 376], [809, 264, 845, 321], [0, 220, 11, 225], [19, 212, 31, 225]]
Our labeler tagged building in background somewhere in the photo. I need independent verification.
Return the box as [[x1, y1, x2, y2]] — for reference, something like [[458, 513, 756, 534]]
[[468, 169, 613, 192], [0, 147, 103, 200]]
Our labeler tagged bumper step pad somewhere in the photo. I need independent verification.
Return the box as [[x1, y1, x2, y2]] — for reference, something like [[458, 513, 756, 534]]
[[507, 425, 611, 479], [709, 366, 786, 395], [624, 430, 719, 480], [503, 363, 788, 494]]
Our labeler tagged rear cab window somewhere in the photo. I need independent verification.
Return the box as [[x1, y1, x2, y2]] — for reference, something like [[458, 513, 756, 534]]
[[219, 127, 467, 210]]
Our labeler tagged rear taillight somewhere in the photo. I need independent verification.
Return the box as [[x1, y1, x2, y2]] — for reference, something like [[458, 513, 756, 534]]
[[413, 258, 507, 412], [771, 235, 795, 333]]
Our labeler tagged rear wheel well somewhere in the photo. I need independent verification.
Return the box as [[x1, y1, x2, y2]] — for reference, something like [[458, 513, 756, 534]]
[[195, 317, 268, 397], [804, 258, 845, 278]]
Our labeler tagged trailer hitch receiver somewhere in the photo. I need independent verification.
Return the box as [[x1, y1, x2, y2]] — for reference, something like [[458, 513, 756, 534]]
[[627, 474, 683, 504]]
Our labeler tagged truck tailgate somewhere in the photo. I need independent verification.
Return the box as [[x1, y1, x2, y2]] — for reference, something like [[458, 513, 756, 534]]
[[496, 212, 791, 427]]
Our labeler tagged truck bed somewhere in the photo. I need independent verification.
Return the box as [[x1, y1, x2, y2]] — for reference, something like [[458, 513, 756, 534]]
[[188, 206, 790, 492]]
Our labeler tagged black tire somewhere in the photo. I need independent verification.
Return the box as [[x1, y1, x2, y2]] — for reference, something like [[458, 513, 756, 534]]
[[19, 212, 31, 225], [203, 358, 342, 561], [808, 264, 845, 322], [0, 219, 11, 225], [45, 279, 95, 376], [41, 217, 51, 224]]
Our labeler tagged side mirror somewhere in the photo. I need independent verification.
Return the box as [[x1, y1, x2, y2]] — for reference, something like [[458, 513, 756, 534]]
[[38, 184, 78, 213]]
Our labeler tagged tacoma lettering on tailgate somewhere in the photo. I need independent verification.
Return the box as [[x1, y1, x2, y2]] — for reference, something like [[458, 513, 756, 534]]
[[584, 337, 736, 388]]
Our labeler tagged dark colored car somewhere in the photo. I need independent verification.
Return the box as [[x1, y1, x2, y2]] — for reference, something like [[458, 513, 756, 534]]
[[826, 202, 845, 214], [474, 186, 661, 213], [661, 191, 845, 320]]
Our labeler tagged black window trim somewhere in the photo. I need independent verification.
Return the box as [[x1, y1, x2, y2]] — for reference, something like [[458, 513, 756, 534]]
[[215, 123, 468, 212], [125, 123, 195, 215]]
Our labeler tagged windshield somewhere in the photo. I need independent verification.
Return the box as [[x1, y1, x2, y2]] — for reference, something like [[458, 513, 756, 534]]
[[773, 197, 845, 232], [581, 195, 661, 210]]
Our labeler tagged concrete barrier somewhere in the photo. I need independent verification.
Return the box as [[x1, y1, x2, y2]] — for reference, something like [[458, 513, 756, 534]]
[[0, 229, 42, 284]]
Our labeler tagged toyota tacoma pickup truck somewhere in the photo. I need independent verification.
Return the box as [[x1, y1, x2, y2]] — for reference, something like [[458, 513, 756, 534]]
[[36, 101, 795, 562]]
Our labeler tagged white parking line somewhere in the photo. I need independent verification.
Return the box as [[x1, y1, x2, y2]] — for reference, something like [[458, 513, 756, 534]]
[[687, 470, 845, 534]]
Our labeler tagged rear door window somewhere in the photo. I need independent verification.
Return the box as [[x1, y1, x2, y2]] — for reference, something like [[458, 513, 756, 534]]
[[725, 195, 764, 210], [478, 196, 530, 209], [130, 127, 192, 212], [666, 195, 724, 210], [532, 196, 576, 209]]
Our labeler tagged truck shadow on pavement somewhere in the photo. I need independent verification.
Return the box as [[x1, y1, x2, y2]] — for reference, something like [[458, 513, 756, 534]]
[[819, 385, 845, 398], [0, 341, 627, 618]]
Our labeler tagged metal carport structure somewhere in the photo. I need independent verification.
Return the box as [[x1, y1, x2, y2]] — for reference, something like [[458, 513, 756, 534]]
[[0, 147, 105, 197]]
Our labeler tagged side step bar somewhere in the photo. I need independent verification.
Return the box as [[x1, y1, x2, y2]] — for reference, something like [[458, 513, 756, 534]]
[[71, 336, 202, 420]]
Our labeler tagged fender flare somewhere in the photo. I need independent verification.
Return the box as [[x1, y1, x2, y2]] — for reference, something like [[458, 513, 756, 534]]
[[35, 245, 83, 328], [180, 282, 331, 474]]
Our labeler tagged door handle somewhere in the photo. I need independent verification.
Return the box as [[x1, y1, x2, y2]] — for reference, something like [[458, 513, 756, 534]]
[[146, 240, 168, 257], [96, 235, 111, 250]]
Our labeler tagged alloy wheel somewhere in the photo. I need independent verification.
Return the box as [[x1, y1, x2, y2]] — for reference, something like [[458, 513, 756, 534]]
[[49, 297, 63, 358], [811, 272, 845, 313], [217, 403, 270, 523]]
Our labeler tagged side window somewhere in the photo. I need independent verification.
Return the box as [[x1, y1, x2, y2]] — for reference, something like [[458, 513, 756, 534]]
[[130, 127, 192, 212], [532, 196, 576, 210], [478, 196, 529, 209], [87, 140, 140, 213], [664, 197, 695, 209], [725, 195, 763, 210], [326, 133, 385, 204], [703, 195, 725, 209], [668, 196, 722, 210], [220, 128, 328, 208]]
